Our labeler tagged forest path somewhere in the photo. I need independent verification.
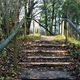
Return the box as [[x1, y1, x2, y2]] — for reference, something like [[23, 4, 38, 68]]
[[17, 36, 75, 80]]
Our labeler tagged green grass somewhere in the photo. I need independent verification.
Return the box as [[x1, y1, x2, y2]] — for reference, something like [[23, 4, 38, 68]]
[[41, 35, 65, 41], [18, 34, 41, 40], [18, 34, 80, 45], [54, 35, 65, 41], [53, 35, 80, 45], [68, 37, 80, 45]]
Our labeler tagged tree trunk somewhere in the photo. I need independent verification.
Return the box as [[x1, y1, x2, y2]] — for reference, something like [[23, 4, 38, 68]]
[[64, 20, 68, 43], [13, 35, 18, 71], [43, 0, 48, 35], [33, 20, 35, 35], [50, 1, 55, 35], [54, 14, 56, 34], [61, 21, 64, 36], [58, 11, 61, 34]]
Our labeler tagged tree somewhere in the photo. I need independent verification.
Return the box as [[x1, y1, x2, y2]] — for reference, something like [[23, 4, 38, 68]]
[[39, 0, 64, 35], [23, 0, 37, 35], [63, 0, 80, 26]]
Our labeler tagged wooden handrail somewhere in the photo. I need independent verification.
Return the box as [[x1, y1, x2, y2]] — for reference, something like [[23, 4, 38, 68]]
[[0, 17, 25, 51], [67, 19, 80, 34]]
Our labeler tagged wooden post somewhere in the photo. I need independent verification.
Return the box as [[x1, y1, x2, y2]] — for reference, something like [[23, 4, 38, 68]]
[[61, 21, 64, 36], [59, 11, 60, 34], [55, 14, 56, 35], [64, 18, 68, 43], [33, 20, 35, 35], [0, 50, 2, 54], [13, 35, 18, 72], [65, 21, 68, 43]]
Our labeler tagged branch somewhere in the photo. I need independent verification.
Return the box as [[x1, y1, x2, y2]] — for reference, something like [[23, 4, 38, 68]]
[[67, 19, 80, 34], [0, 17, 25, 51], [33, 18, 53, 35]]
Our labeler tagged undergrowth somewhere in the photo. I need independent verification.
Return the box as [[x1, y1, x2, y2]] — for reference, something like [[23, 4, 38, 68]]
[[18, 34, 41, 40]]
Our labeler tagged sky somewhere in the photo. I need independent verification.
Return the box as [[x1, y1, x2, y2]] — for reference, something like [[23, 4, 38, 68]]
[[19, 0, 41, 32]]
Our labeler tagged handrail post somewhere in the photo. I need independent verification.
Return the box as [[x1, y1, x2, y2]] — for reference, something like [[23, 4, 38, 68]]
[[61, 20, 64, 36], [64, 18, 68, 43], [0, 50, 2, 54], [13, 35, 18, 72]]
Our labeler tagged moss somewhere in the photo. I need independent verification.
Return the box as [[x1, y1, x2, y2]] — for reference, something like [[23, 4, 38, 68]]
[[54, 35, 65, 41], [68, 37, 80, 45], [18, 34, 41, 40], [18, 34, 80, 45], [54, 35, 80, 45]]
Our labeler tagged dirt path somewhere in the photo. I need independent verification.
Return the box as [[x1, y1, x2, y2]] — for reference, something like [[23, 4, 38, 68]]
[[17, 37, 75, 79]]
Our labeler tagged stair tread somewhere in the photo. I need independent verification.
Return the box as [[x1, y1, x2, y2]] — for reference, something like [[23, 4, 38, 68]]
[[24, 44, 66, 47], [22, 50, 68, 53], [20, 70, 74, 79], [18, 39, 75, 79], [27, 56, 70, 59], [19, 62, 72, 65]]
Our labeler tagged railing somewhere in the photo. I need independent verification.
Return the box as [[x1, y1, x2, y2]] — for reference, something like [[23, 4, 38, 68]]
[[0, 17, 25, 51], [0, 17, 80, 52], [0, 17, 25, 76], [64, 18, 80, 41]]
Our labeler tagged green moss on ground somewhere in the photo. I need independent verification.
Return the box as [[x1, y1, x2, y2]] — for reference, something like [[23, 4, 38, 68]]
[[18, 34, 80, 45], [54, 35, 65, 41], [18, 34, 41, 40], [53, 35, 80, 45], [68, 37, 80, 45]]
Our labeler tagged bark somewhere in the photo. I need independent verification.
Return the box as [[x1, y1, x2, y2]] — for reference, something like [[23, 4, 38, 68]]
[[50, 0, 55, 35], [0, 17, 25, 51], [24, 0, 37, 35], [33, 19, 53, 35], [54, 14, 56, 34], [43, 0, 48, 35], [61, 21, 64, 36], [13, 35, 18, 71], [33, 20, 35, 35], [58, 11, 61, 34]]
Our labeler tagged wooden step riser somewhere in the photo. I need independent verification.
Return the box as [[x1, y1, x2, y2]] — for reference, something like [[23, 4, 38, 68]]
[[18, 63, 72, 68], [19, 58, 72, 62], [21, 50, 68, 53], [22, 41, 65, 45], [10, 78, 21, 80], [21, 46, 67, 50], [21, 45, 67, 48], [18, 62, 72, 67], [21, 47, 68, 51], [19, 66, 71, 72], [19, 52, 69, 57], [18, 65, 74, 73]]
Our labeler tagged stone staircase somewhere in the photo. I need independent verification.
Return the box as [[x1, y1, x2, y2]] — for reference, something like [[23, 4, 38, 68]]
[[18, 39, 75, 79]]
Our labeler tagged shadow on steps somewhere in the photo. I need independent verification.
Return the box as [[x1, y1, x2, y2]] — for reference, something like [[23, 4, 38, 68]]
[[21, 78, 73, 80], [50, 78, 73, 80]]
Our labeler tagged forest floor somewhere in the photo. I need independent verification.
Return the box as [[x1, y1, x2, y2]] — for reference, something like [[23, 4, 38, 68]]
[[0, 35, 79, 80], [16, 36, 76, 80]]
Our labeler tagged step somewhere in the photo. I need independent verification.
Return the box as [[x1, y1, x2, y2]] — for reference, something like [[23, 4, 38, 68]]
[[10, 78, 21, 80], [28, 62, 72, 65], [20, 66, 70, 71], [22, 47, 68, 51], [22, 50, 68, 53], [27, 56, 70, 59], [23, 44, 66, 47], [19, 56, 71, 62], [24, 44, 66, 46], [18, 62, 72, 67], [20, 69, 74, 79], [18, 62, 74, 72], [30, 40, 65, 44], [19, 51, 69, 57]]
